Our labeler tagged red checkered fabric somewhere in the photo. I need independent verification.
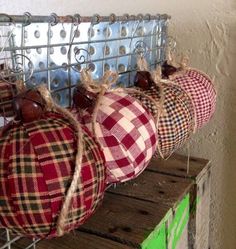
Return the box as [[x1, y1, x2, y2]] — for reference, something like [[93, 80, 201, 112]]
[[132, 83, 195, 158], [173, 68, 216, 129], [0, 82, 15, 117], [72, 90, 158, 184], [0, 112, 105, 238]]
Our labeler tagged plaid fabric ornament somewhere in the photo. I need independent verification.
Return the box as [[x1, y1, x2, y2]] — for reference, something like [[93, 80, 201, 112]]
[[170, 68, 216, 129], [131, 82, 195, 158], [72, 90, 158, 184], [0, 82, 15, 117], [0, 112, 105, 238]]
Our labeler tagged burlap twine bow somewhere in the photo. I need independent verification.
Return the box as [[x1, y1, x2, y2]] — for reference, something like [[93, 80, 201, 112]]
[[81, 69, 162, 137], [80, 69, 119, 139], [37, 85, 84, 237]]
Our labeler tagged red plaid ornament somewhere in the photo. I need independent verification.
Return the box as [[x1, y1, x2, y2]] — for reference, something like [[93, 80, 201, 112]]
[[131, 83, 195, 158], [72, 90, 158, 184], [170, 68, 216, 129], [0, 112, 105, 238]]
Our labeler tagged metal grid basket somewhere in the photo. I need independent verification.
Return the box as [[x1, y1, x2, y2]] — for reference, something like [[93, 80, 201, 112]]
[[0, 12, 169, 248]]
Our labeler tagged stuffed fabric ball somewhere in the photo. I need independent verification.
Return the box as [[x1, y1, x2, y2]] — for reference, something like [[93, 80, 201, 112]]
[[169, 68, 216, 129], [132, 83, 195, 158], [0, 112, 105, 238], [73, 90, 158, 184]]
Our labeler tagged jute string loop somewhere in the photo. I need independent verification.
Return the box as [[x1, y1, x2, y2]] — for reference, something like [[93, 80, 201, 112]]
[[154, 64, 197, 159], [37, 85, 84, 237], [166, 53, 190, 80], [80, 69, 119, 137], [137, 55, 149, 71], [136, 57, 165, 118], [136, 57, 168, 159], [151, 66, 167, 159]]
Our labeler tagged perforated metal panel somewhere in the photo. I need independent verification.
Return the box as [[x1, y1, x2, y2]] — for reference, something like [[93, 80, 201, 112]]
[[0, 13, 170, 248], [0, 14, 169, 108]]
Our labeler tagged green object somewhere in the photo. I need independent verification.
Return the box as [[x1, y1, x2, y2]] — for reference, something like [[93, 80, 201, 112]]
[[167, 194, 190, 249], [141, 194, 190, 249], [141, 211, 171, 249]]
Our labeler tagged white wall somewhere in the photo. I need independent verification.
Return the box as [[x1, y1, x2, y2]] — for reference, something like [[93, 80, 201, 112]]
[[1, 1, 236, 248]]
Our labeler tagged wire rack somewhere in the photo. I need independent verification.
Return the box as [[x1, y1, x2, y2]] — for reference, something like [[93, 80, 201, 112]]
[[0, 12, 169, 249]]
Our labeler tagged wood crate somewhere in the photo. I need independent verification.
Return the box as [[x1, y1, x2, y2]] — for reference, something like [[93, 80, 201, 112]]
[[0, 154, 210, 249], [148, 154, 211, 249]]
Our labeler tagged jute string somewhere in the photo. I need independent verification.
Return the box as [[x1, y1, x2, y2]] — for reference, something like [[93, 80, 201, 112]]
[[37, 85, 84, 237], [151, 66, 168, 159], [137, 56, 149, 71], [80, 69, 119, 138], [136, 56, 165, 119], [136, 56, 169, 159]]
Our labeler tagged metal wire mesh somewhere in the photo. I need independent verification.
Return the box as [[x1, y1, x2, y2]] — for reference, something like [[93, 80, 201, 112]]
[[0, 12, 169, 248]]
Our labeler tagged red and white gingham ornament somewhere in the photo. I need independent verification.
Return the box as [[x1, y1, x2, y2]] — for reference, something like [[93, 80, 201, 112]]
[[132, 81, 195, 158], [73, 90, 158, 184], [0, 90, 105, 238], [170, 68, 216, 129]]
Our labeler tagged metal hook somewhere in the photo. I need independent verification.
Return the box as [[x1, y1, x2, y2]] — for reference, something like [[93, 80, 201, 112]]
[[0, 13, 16, 26], [73, 48, 93, 72], [144, 13, 151, 22], [121, 13, 129, 23], [137, 14, 144, 21], [67, 16, 93, 73], [12, 54, 34, 82], [128, 15, 143, 53], [91, 14, 100, 26], [109, 13, 116, 24], [134, 40, 149, 58], [73, 14, 81, 26], [0, 53, 34, 84], [23, 12, 32, 27], [50, 13, 59, 26]]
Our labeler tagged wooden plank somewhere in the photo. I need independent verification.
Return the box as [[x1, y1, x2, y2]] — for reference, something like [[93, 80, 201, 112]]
[[0, 230, 132, 249], [148, 154, 210, 180], [80, 171, 193, 248], [37, 231, 133, 249], [108, 170, 193, 208], [79, 192, 170, 248]]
